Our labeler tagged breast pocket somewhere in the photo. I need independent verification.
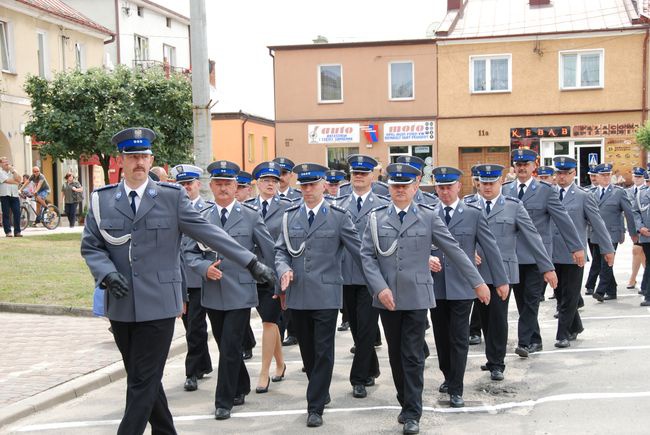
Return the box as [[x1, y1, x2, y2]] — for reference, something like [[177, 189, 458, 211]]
[[288, 230, 306, 247], [99, 218, 127, 237], [146, 217, 171, 245], [378, 228, 398, 252], [451, 228, 473, 249], [494, 217, 514, 236], [406, 228, 427, 248], [315, 230, 337, 251]]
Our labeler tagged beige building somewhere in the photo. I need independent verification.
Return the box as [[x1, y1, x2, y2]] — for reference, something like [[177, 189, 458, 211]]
[[0, 0, 112, 200], [211, 112, 275, 172], [270, 40, 438, 184]]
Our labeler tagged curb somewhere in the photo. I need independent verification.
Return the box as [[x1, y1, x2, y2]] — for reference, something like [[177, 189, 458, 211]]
[[0, 332, 188, 429], [0, 303, 93, 317]]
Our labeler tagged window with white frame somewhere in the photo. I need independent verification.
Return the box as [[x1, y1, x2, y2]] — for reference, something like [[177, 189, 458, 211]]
[[163, 44, 176, 67], [318, 64, 342, 103], [470, 54, 511, 93], [389, 61, 414, 100], [37, 30, 47, 78], [0, 20, 13, 72], [560, 49, 604, 90], [134, 34, 148, 61], [75, 42, 86, 71]]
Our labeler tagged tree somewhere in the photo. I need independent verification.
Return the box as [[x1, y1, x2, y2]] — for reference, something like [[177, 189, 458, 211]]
[[637, 120, 650, 152], [24, 65, 193, 184]]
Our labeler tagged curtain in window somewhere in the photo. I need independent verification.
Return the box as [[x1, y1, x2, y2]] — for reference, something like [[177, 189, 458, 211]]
[[0, 22, 8, 70], [562, 54, 577, 87], [580, 53, 600, 87], [391, 62, 413, 98], [320, 65, 342, 101], [490, 58, 508, 90], [473, 59, 486, 91]]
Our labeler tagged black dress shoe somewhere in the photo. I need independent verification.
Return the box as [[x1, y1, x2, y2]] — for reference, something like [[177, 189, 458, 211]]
[[307, 412, 323, 427], [480, 364, 489, 371], [282, 336, 298, 346], [490, 370, 504, 381], [627, 282, 637, 289], [641, 300, 650, 306], [242, 349, 253, 360], [450, 394, 465, 408], [403, 419, 419, 434], [352, 384, 367, 398], [515, 346, 529, 358], [184, 376, 198, 391], [593, 292, 604, 302], [397, 413, 405, 424], [337, 321, 350, 331], [214, 408, 230, 420], [555, 339, 570, 348], [271, 363, 287, 382], [568, 332, 579, 341], [438, 381, 449, 393], [468, 335, 481, 345], [585, 288, 594, 295], [256, 377, 270, 394], [364, 376, 376, 387], [603, 294, 617, 300], [374, 340, 382, 347], [528, 343, 543, 353], [233, 393, 246, 406], [350, 345, 356, 354], [325, 394, 331, 405], [553, 311, 559, 319], [577, 298, 585, 309]]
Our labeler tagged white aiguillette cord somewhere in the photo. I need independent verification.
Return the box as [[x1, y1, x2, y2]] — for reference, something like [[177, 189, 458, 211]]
[[91, 191, 132, 263]]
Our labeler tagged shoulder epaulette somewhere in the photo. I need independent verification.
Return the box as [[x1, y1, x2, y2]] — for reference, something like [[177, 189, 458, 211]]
[[278, 196, 293, 203], [371, 204, 390, 212], [339, 182, 351, 189], [95, 183, 117, 192], [244, 197, 256, 204], [538, 180, 552, 187], [465, 202, 481, 210], [576, 185, 589, 192], [613, 185, 625, 190], [375, 180, 389, 188], [241, 202, 258, 211], [285, 203, 300, 212], [505, 196, 521, 203], [377, 194, 391, 201], [334, 193, 351, 201], [330, 204, 347, 213], [422, 190, 437, 198], [502, 180, 515, 187], [417, 203, 436, 211], [463, 194, 478, 203], [159, 182, 181, 190]]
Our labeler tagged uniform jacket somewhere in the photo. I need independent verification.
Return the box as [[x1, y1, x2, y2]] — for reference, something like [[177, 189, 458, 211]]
[[334, 191, 390, 285], [414, 188, 440, 206], [244, 195, 293, 243], [593, 184, 637, 244], [553, 184, 615, 264], [360, 202, 485, 311], [633, 187, 650, 243], [502, 178, 582, 264], [275, 200, 362, 310], [281, 187, 302, 201], [180, 197, 209, 289], [431, 201, 508, 299], [184, 201, 275, 311], [464, 194, 554, 284], [81, 180, 256, 322]]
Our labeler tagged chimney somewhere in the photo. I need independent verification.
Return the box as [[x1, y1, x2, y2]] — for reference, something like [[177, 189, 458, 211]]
[[448, 0, 461, 10], [530, 0, 551, 6]]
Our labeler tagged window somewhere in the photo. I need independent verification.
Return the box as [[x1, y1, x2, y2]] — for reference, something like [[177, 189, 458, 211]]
[[75, 42, 86, 71], [327, 147, 358, 172], [248, 133, 255, 162], [60, 35, 67, 70], [134, 35, 148, 61], [318, 64, 343, 103], [262, 136, 269, 160], [389, 61, 414, 100], [469, 54, 511, 93], [166, 17, 172, 28], [560, 49, 604, 90], [163, 44, 176, 67], [37, 30, 47, 78], [0, 21, 9, 71], [137, 6, 144, 17]]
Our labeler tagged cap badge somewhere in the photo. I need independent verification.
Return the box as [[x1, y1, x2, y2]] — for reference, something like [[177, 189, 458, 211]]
[[269, 162, 275, 168], [396, 164, 403, 171], [220, 161, 227, 168], [518, 149, 523, 156], [134, 129, 143, 139], [302, 164, 308, 171], [357, 156, 363, 163], [486, 165, 491, 171], [441, 167, 447, 174]]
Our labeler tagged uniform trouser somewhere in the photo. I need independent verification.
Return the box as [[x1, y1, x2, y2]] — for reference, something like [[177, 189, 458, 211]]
[[343, 284, 380, 385], [431, 299, 473, 396], [478, 286, 510, 372], [242, 324, 256, 351], [1, 195, 21, 235], [206, 308, 251, 410], [181, 287, 212, 378], [585, 242, 601, 290], [596, 243, 618, 297], [554, 263, 584, 341], [291, 308, 338, 415], [513, 264, 544, 347], [469, 300, 482, 337], [641, 243, 650, 299], [380, 309, 427, 422], [110, 318, 176, 435], [279, 310, 296, 340]]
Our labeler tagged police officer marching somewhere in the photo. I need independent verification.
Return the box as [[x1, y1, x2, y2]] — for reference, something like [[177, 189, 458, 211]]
[[81, 128, 275, 435], [396, 155, 439, 206], [360, 162, 489, 435], [273, 157, 303, 200], [183, 160, 276, 421], [324, 169, 346, 199]]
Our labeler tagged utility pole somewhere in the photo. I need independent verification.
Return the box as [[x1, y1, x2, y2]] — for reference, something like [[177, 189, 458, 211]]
[[189, 0, 213, 199]]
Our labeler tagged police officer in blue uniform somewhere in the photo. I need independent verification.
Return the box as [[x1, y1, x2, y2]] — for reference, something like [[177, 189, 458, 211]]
[[503, 148, 584, 357], [275, 163, 364, 428], [324, 169, 346, 199], [536, 166, 556, 185], [171, 164, 213, 392], [273, 157, 303, 200], [81, 128, 275, 435], [396, 155, 439, 206]]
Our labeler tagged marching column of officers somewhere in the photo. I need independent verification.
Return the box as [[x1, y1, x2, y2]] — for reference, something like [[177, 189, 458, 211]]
[[80, 126, 648, 435]]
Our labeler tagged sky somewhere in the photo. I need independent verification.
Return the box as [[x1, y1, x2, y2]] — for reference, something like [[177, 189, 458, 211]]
[[157, 0, 448, 120]]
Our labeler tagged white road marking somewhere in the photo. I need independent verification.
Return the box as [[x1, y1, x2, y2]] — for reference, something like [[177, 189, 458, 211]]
[[15, 391, 650, 431]]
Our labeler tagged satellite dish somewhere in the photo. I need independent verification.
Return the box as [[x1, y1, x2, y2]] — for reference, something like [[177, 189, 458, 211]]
[[424, 157, 433, 165], [426, 22, 441, 38]]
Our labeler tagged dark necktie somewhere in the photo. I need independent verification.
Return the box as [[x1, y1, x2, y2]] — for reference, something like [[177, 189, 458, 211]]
[[220, 208, 228, 226], [262, 200, 268, 218], [518, 183, 526, 200], [280, 193, 286, 198], [308, 210, 315, 227], [600, 187, 605, 200], [357, 196, 362, 212], [559, 188, 565, 202], [444, 206, 452, 225], [485, 200, 491, 215], [398, 210, 406, 224], [635, 187, 638, 196], [129, 191, 137, 215]]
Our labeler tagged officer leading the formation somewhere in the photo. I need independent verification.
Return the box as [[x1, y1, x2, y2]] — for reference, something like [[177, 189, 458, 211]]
[[80, 128, 275, 435], [360, 162, 489, 435]]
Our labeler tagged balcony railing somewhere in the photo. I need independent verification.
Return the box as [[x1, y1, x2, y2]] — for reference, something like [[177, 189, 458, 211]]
[[132, 60, 190, 77]]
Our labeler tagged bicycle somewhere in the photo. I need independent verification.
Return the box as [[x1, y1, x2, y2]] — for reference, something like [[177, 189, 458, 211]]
[[19, 193, 60, 230]]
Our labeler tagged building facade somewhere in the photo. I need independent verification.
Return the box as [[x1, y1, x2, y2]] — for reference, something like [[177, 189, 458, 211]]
[[211, 112, 275, 172]]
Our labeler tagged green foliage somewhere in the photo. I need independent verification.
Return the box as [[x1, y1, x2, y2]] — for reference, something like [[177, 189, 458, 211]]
[[636, 120, 650, 151], [24, 66, 194, 184]]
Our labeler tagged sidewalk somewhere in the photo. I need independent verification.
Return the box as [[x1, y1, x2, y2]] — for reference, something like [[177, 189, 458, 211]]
[[14, 224, 85, 237]]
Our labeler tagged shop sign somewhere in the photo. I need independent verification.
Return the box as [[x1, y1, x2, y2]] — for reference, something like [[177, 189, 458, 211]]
[[383, 121, 435, 142], [510, 126, 570, 139], [308, 124, 360, 144], [573, 123, 639, 137], [362, 124, 379, 142]]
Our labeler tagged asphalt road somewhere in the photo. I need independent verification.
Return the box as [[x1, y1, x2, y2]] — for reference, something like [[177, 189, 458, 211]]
[[4, 239, 650, 434]]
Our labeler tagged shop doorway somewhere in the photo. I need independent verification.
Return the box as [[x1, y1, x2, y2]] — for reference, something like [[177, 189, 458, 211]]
[[575, 144, 602, 187], [458, 146, 510, 196], [540, 139, 603, 187]]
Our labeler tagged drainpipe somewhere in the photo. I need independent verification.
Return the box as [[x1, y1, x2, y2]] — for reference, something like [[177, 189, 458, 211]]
[[269, 48, 276, 157], [241, 111, 250, 169], [642, 27, 649, 165], [114, 0, 121, 64]]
